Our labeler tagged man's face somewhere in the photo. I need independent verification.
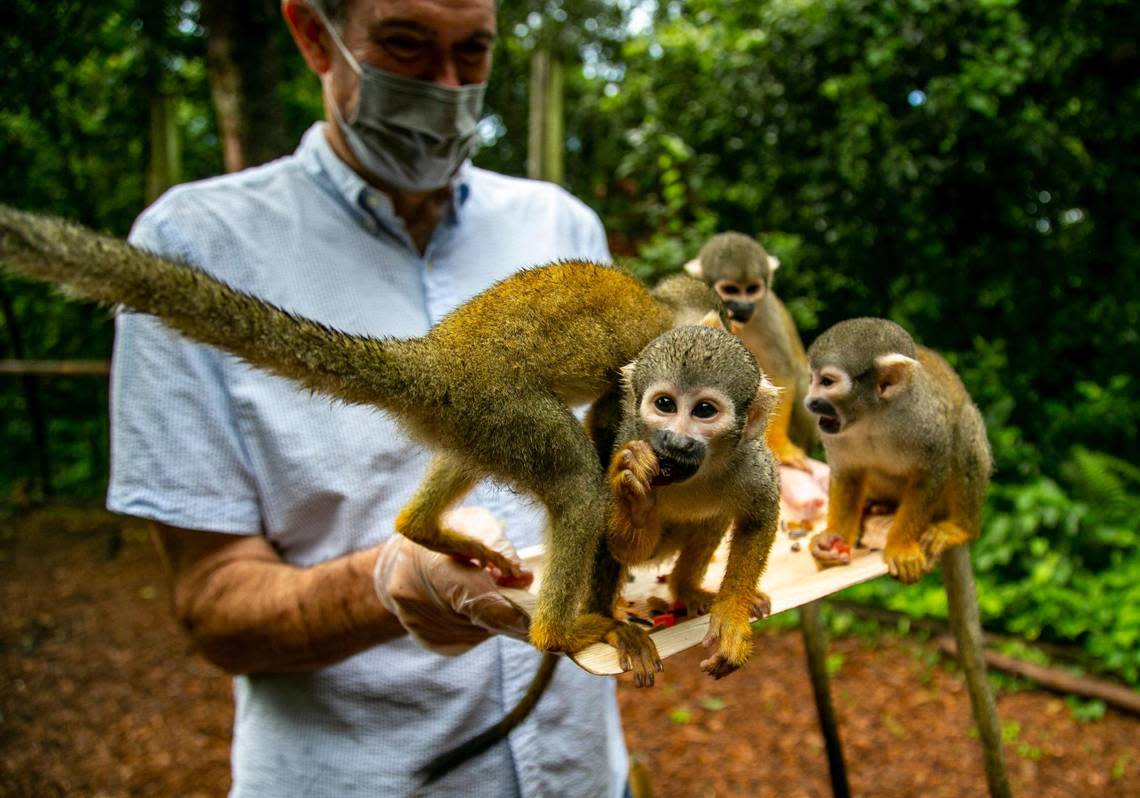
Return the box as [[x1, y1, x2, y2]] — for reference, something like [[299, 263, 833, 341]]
[[336, 0, 497, 88]]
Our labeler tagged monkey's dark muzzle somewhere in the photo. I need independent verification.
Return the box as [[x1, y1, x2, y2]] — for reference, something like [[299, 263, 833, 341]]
[[650, 431, 705, 485], [725, 301, 755, 323], [807, 398, 842, 435]]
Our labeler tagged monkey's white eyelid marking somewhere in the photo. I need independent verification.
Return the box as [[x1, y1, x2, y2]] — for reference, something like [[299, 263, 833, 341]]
[[684, 258, 703, 278], [817, 369, 851, 395]]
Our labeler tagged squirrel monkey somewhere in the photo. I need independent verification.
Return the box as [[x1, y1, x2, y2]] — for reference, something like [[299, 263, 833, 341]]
[[0, 205, 726, 656], [804, 318, 992, 583], [685, 232, 817, 470], [603, 325, 781, 681], [422, 326, 782, 784]]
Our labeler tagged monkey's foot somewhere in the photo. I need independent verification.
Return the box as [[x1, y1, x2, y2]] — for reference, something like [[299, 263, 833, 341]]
[[530, 612, 623, 654], [884, 540, 928, 584], [809, 532, 853, 569], [699, 602, 754, 679], [921, 522, 972, 560], [605, 623, 663, 688], [749, 590, 772, 620], [673, 587, 718, 616]]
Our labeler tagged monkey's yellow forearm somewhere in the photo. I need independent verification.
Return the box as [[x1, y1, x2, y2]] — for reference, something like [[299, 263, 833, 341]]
[[155, 523, 404, 674]]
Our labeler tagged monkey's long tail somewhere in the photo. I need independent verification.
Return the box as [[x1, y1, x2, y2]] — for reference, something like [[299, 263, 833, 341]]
[[418, 652, 559, 785], [0, 205, 416, 411]]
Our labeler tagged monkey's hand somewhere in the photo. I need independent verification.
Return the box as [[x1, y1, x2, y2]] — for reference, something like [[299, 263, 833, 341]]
[[374, 508, 533, 655], [883, 539, 927, 584], [608, 440, 662, 565], [809, 532, 853, 569], [605, 623, 663, 688], [699, 596, 763, 679]]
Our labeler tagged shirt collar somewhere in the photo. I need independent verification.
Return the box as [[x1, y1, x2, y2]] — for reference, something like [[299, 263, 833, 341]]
[[296, 123, 473, 231]]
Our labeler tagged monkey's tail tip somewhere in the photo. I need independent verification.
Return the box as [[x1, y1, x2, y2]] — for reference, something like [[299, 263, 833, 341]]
[[416, 652, 559, 785]]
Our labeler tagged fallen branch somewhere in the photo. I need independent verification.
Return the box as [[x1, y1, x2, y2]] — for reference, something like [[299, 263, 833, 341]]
[[938, 636, 1140, 716]]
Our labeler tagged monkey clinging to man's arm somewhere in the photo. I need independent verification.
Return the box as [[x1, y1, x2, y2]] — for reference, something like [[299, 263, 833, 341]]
[[803, 318, 992, 583], [599, 325, 782, 681]]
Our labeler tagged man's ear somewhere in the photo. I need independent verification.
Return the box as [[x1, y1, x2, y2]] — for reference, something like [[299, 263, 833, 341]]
[[745, 376, 782, 438], [283, 0, 335, 74], [874, 353, 917, 400], [683, 258, 703, 279]]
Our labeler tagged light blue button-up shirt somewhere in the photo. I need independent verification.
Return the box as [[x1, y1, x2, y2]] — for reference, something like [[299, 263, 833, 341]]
[[108, 124, 627, 797]]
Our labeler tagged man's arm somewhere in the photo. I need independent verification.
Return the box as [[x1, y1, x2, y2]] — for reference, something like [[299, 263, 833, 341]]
[[155, 523, 403, 674]]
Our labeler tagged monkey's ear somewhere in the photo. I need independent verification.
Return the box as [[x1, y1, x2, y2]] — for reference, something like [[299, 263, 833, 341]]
[[700, 311, 726, 331], [767, 255, 780, 273], [683, 258, 703, 278], [745, 376, 782, 438], [619, 362, 637, 405], [874, 353, 917, 401]]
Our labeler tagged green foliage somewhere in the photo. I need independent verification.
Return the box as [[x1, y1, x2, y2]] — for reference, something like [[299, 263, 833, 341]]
[[2, 0, 1137, 683]]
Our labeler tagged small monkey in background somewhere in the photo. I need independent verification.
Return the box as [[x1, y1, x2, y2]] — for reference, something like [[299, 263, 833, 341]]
[[0, 205, 727, 657], [603, 325, 781, 680], [804, 318, 992, 582], [685, 232, 818, 470]]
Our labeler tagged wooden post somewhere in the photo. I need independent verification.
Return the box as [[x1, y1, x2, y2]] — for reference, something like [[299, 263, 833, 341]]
[[799, 600, 851, 798], [527, 48, 564, 184], [942, 546, 1012, 798]]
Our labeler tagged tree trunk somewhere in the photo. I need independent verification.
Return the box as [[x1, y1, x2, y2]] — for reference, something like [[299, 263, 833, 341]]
[[527, 48, 564, 184], [146, 92, 182, 203], [201, 0, 290, 172]]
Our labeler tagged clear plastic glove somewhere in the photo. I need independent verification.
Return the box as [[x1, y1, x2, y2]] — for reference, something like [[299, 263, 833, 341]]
[[779, 456, 830, 520], [373, 507, 534, 656]]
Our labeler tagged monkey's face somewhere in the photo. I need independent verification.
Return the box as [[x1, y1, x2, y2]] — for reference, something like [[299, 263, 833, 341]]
[[712, 279, 766, 324], [805, 367, 856, 435], [637, 381, 739, 485]]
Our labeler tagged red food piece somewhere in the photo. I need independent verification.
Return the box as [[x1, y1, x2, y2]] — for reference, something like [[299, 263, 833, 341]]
[[652, 614, 676, 628]]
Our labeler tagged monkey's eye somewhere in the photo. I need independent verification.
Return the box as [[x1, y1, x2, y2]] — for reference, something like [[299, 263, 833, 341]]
[[820, 376, 835, 388], [745, 283, 762, 295], [654, 396, 677, 413], [692, 401, 719, 419], [721, 285, 741, 296]]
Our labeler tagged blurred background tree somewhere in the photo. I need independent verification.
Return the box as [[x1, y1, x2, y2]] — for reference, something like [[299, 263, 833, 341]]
[[1, 0, 1137, 682]]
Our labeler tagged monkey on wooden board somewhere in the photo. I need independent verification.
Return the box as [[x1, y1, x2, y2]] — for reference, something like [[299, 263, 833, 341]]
[[603, 325, 781, 681], [0, 205, 730, 657], [420, 324, 783, 783], [803, 318, 992, 582]]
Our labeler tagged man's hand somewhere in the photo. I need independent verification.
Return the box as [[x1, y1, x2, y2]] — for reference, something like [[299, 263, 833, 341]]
[[374, 507, 534, 655]]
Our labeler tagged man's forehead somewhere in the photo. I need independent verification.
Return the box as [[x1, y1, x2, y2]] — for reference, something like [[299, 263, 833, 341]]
[[348, 0, 497, 34]]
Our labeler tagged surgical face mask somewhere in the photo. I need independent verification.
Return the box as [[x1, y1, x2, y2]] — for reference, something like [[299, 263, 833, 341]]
[[321, 17, 486, 192]]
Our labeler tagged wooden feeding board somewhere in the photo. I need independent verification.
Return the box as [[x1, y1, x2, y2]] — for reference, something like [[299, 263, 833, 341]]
[[501, 509, 890, 676]]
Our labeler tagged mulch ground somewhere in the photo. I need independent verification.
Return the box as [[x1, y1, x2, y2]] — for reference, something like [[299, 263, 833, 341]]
[[2, 507, 1137, 797]]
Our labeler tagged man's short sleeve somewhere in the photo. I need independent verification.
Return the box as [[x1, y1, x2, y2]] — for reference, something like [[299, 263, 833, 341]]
[[106, 207, 262, 533]]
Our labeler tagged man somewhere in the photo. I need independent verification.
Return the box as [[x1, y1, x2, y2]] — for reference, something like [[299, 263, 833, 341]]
[[107, 0, 628, 794]]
